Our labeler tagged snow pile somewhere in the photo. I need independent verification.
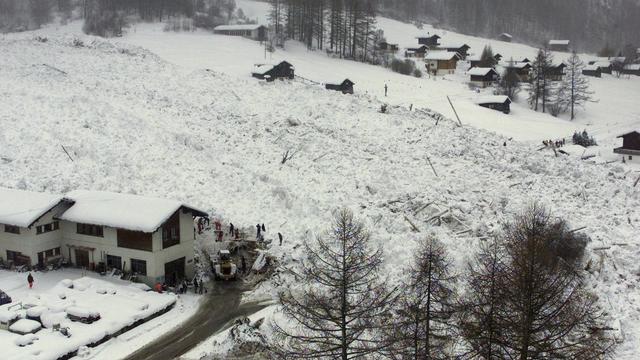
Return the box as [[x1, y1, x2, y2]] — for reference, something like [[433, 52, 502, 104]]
[[9, 319, 42, 335], [66, 306, 100, 319]]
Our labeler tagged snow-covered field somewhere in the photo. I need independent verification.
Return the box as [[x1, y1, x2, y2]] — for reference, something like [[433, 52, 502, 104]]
[[0, 2, 639, 357], [0, 269, 198, 360]]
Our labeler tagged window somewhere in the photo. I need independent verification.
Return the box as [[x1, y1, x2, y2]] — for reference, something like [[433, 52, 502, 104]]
[[117, 229, 152, 251], [4, 224, 20, 234], [77, 223, 104, 237], [162, 212, 180, 249], [106, 255, 122, 270], [36, 221, 59, 235], [130, 258, 147, 276], [54, 247, 60, 256], [6, 250, 20, 262], [45, 249, 54, 257]]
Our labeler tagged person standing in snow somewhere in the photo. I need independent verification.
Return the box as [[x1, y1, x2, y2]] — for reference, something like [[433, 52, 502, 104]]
[[256, 224, 261, 238], [278, 232, 283, 246], [241, 256, 247, 274], [193, 277, 199, 294], [229, 222, 235, 236], [261, 224, 266, 232], [27, 273, 34, 289], [384, 83, 388, 97], [234, 228, 239, 240]]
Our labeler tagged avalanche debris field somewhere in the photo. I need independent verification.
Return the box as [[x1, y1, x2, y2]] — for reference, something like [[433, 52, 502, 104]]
[[0, 35, 639, 357]]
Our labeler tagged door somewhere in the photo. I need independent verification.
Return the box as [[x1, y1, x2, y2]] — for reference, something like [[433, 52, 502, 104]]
[[37, 252, 44, 267], [75, 249, 90, 268], [164, 257, 186, 285]]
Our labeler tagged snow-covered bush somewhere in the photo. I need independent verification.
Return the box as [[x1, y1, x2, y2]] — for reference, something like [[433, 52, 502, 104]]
[[391, 58, 417, 76], [572, 130, 597, 147]]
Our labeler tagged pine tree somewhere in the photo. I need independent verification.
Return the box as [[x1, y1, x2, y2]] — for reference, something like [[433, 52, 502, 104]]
[[528, 48, 553, 113], [479, 45, 496, 67], [497, 58, 521, 100], [386, 237, 456, 359], [562, 51, 595, 120], [272, 209, 396, 359]]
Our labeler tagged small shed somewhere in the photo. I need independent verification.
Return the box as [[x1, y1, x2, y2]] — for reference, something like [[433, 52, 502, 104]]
[[405, 45, 429, 58], [325, 79, 355, 94], [475, 95, 512, 114], [377, 42, 399, 52], [547, 63, 567, 81], [499, 33, 512, 42], [614, 130, 640, 161], [622, 64, 640, 76], [468, 67, 499, 87], [424, 51, 461, 76], [591, 61, 612, 74], [252, 61, 295, 82], [417, 34, 440, 46], [582, 65, 601, 78], [549, 40, 570, 52], [213, 24, 267, 41]]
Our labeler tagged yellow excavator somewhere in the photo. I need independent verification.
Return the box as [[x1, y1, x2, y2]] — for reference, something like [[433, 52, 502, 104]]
[[213, 250, 237, 281]]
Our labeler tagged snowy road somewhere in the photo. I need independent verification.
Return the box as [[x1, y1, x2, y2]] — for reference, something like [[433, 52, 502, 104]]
[[124, 282, 270, 360]]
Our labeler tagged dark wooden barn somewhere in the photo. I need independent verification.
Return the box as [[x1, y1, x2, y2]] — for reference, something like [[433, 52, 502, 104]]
[[499, 33, 512, 42], [468, 67, 499, 87], [589, 61, 612, 74], [405, 45, 429, 58], [548, 40, 570, 52], [622, 64, 640, 76], [614, 131, 640, 161], [417, 35, 441, 46], [582, 65, 602, 78], [377, 42, 399, 52], [439, 43, 471, 59], [547, 63, 566, 81], [252, 61, 295, 82], [325, 79, 355, 94], [475, 96, 512, 114]]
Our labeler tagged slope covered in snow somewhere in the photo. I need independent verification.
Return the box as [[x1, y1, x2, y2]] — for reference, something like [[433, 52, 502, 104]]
[[0, 31, 639, 358]]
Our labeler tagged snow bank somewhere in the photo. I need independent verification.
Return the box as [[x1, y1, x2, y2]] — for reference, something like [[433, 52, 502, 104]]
[[9, 319, 42, 334]]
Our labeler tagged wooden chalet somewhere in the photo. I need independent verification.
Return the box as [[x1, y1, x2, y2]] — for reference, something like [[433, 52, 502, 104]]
[[438, 43, 471, 59], [548, 40, 570, 52], [582, 64, 602, 78], [504, 62, 532, 82], [614, 131, 640, 161], [547, 63, 567, 81], [424, 51, 461, 76], [475, 96, 512, 114], [417, 34, 440, 46], [405, 45, 429, 58], [499, 33, 512, 42], [468, 67, 499, 88], [622, 64, 640, 76], [325, 79, 355, 94], [377, 42, 399, 52], [252, 61, 295, 82], [589, 61, 612, 74], [469, 53, 500, 69]]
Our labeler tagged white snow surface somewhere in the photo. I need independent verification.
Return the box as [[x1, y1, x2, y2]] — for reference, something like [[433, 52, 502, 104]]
[[1, 3, 640, 357], [9, 319, 41, 334], [60, 190, 205, 232], [468, 67, 496, 76], [213, 24, 264, 31], [0, 187, 63, 227]]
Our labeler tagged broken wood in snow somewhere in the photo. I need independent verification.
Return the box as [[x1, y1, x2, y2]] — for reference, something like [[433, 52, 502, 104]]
[[426, 155, 438, 177], [413, 201, 434, 216], [61, 145, 74, 162], [426, 209, 449, 223], [403, 215, 420, 232], [446, 96, 463, 127], [456, 229, 473, 236], [592, 247, 611, 251], [42, 64, 67, 75], [568, 226, 587, 233], [634, 174, 640, 187], [313, 152, 329, 162], [509, 183, 521, 188]]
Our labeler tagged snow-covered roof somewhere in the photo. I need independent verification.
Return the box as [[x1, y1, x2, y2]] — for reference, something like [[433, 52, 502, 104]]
[[468, 67, 496, 76], [475, 95, 511, 105], [592, 61, 611, 68], [500, 33, 512, 38], [424, 51, 459, 61], [623, 64, 640, 70], [214, 24, 264, 31], [549, 40, 570, 45], [59, 190, 207, 233], [502, 61, 531, 69], [252, 63, 275, 75], [583, 64, 600, 71], [0, 187, 64, 228]]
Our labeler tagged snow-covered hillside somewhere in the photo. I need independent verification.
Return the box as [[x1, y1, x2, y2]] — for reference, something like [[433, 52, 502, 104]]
[[0, 31, 639, 358]]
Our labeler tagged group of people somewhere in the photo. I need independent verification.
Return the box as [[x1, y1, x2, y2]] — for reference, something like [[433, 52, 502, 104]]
[[543, 138, 566, 148], [156, 276, 206, 295], [196, 216, 210, 234]]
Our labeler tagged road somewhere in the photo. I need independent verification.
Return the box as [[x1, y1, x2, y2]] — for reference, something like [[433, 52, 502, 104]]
[[125, 281, 270, 360]]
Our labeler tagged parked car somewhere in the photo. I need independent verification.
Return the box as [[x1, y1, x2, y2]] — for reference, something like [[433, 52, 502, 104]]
[[0, 290, 12, 306]]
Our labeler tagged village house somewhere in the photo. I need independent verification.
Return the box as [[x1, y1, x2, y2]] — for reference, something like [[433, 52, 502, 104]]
[[438, 42, 471, 59], [589, 60, 613, 74], [499, 33, 512, 42], [503, 62, 532, 82], [547, 63, 567, 81], [252, 61, 295, 81], [0, 188, 207, 286], [405, 45, 429, 58], [325, 79, 355, 94], [548, 39, 570, 52], [475, 95, 512, 114], [614, 131, 640, 161], [213, 24, 267, 42], [622, 64, 640, 76], [424, 51, 461, 76], [377, 41, 399, 53], [416, 34, 440, 47], [468, 67, 499, 87], [468, 53, 501, 68], [582, 64, 602, 78]]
